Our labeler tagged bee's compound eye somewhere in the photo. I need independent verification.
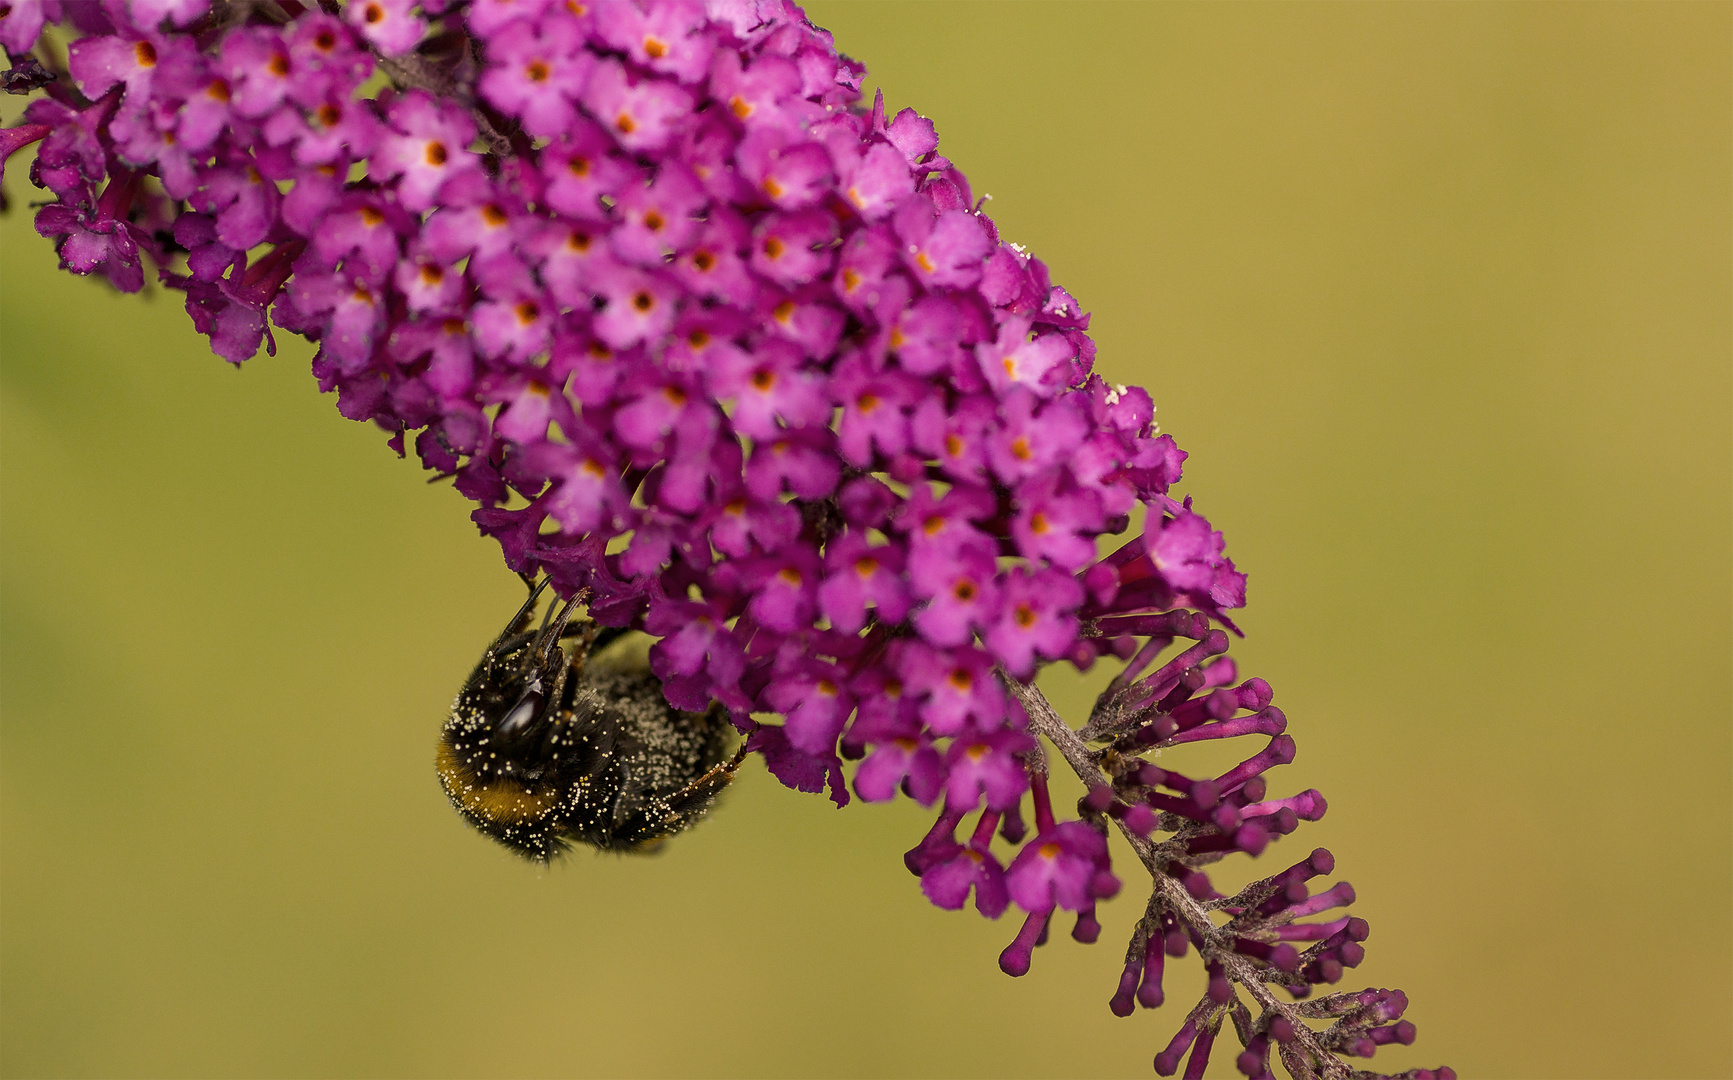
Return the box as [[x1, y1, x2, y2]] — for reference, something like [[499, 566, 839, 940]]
[[500, 684, 544, 733]]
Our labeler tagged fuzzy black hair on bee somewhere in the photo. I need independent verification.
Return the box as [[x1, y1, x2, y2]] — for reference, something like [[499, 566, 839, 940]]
[[436, 579, 747, 861]]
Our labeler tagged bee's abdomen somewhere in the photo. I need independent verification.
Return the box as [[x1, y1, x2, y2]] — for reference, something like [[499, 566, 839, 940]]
[[578, 669, 736, 848], [436, 730, 576, 859]]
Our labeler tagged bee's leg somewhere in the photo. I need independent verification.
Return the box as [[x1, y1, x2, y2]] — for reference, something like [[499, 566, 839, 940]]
[[602, 731, 754, 853], [533, 588, 561, 638], [534, 593, 584, 659], [511, 576, 550, 633], [487, 577, 550, 660], [535, 597, 585, 707], [663, 722, 757, 808], [624, 747, 749, 847]]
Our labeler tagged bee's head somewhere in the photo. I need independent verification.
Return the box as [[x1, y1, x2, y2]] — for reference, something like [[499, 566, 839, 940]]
[[436, 580, 625, 862], [447, 582, 591, 767]]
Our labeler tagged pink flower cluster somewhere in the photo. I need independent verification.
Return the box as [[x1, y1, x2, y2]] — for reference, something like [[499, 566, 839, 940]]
[[2, 3, 1446, 1076]]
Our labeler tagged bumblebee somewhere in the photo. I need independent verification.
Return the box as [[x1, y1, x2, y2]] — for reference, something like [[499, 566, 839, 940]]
[[436, 579, 746, 861]]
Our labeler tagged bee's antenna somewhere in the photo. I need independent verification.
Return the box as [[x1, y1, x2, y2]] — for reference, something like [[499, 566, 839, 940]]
[[532, 592, 591, 711]]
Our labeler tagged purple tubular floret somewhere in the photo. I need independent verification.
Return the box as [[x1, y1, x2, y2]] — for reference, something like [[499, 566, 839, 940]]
[[1248, 848, 1337, 916], [1124, 631, 1231, 711], [1274, 915, 1352, 942], [1164, 705, 1287, 746], [1213, 735, 1298, 794], [998, 909, 1048, 977], [1234, 1037, 1271, 1079], [1240, 788, 1327, 822], [1181, 1021, 1216, 1080], [1166, 676, 1270, 729], [1072, 906, 1101, 943], [904, 808, 964, 874], [1370, 1020, 1418, 1046], [1110, 958, 1141, 1017], [1153, 1014, 1201, 1077], [1137, 931, 1166, 1008]]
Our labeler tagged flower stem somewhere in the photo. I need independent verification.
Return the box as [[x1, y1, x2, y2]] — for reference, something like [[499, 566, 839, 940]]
[[1004, 674, 1347, 1080]]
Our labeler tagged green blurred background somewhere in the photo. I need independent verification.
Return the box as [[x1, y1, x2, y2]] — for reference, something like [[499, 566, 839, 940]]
[[2, 3, 1728, 1076]]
